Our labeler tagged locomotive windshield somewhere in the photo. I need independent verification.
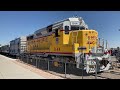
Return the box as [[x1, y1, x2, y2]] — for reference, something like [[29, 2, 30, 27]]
[[71, 25, 79, 30], [70, 21, 80, 30], [64, 25, 86, 31]]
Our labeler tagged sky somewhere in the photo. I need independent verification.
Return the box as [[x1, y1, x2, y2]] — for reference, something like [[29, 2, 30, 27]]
[[0, 11, 120, 48]]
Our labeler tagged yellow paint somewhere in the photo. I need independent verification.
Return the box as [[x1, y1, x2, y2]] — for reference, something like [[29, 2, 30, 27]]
[[27, 29, 98, 55]]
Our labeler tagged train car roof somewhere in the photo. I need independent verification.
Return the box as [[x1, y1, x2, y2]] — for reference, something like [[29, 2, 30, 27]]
[[34, 17, 82, 33]]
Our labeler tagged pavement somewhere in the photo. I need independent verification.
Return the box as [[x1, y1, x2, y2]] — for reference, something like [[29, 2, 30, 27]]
[[0, 54, 46, 79], [1, 54, 119, 79], [111, 56, 117, 62]]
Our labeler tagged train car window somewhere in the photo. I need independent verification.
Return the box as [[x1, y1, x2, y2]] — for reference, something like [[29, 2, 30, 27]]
[[27, 37, 29, 40], [47, 25, 53, 32], [27, 35, 34, 40], [30, 35, 33, 40], [65, 26, 69, 34], [49, 28, 52, 32], [55, 29, 59, 37], [36, 32, 42, 36], [18, 49, 20, 52]]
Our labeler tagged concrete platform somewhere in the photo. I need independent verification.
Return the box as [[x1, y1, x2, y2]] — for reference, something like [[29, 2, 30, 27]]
[[0, 55, 46, 79]]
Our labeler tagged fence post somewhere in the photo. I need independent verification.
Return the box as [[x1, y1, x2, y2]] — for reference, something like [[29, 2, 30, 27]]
[[34, 57, 35, 66], [95, 59, 97, 79], [48, 59, 49, 71], [65, 60, 67, 78], [39, 59, 40, 68], [22, 55, 23, 62], [82, 53, 84, 79], [19, 55, 21, 62], [31, 58, 32, 65], [21, 55, 23, 62], [27, 55, 28, 64], [36, 58, 37, 68]]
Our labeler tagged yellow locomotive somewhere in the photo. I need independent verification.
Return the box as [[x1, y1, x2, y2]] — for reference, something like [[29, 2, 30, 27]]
[[27, 17, 97, 61], [26, 17, 111, 73]]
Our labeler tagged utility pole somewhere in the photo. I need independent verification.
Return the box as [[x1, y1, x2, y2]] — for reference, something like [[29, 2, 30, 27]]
[[99, 38, 100, 47], [102, 38, 104, 52], [106, 40, 107, 49]]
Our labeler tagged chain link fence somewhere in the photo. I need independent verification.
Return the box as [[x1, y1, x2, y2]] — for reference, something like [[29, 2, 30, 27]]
[[18, 55, 100, 79]]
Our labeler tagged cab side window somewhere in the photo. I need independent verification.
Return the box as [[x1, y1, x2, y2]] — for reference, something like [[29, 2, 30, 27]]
[[65, 26, 69, 34], [55, 29, 59, 37]]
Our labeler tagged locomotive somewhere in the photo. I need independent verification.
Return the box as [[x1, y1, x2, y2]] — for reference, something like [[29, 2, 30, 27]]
[[0, 45, 9, 55], [26, 17, 111, 73], [0, 17, 111, 73]]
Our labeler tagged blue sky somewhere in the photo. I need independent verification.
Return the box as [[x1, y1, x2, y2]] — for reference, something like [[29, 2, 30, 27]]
[[0, 11, 120, 48]]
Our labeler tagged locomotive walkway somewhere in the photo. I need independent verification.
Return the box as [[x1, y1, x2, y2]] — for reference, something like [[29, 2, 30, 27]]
[[0, 54, 46, 79]]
